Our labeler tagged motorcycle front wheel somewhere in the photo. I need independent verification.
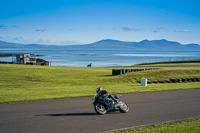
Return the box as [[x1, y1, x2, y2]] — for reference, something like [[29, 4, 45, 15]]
[[119, 101, 129, 113], [94, 103, 107, 115]]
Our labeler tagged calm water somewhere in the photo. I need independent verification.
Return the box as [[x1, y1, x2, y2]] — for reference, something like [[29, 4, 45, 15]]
[[0, 50, 200, 67]]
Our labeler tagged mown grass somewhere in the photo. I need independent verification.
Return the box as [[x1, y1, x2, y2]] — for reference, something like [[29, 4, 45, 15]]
[[109, 117, 200, 133], [135, 62, 200, 66], [0, 64, 200, 103], [117, 67, 200, 83]]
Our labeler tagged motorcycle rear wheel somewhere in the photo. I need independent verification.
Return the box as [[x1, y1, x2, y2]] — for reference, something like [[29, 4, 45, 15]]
[[94, 103, 107, 115], [119, 101, 129, 113]]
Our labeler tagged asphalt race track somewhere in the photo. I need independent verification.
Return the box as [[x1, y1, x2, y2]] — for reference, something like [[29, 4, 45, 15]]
[[0, 89, 200, 133]]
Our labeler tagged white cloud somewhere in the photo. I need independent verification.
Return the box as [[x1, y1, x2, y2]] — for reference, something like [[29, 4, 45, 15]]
[[112, 27, 117, 31], [35, 29, 46, 32], [153, 27, 165, 33], [0, 24, 21, 30], [174, 29, 189, 32], [122, 27, 141, 32], [0, 24, 7, 29], [0, 35, 81, 45], [12, 25, 20, 29]]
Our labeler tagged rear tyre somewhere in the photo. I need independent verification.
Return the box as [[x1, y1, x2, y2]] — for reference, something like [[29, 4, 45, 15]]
[[119, 101, 129, 113], [94, 103, 107, 115]]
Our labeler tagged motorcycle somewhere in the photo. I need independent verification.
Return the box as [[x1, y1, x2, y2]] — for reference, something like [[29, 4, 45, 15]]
[[92, 94, 129, 115]]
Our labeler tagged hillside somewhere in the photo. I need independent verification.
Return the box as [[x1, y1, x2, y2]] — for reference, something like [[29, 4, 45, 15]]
[[0, 39, 200, 50]]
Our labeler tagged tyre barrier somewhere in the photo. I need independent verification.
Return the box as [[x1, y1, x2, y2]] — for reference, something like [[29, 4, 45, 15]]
[[182, 79, 187, 82], [112, 68, 159, 76], [0, 61, 13, 64], [170, 79, 177, 83], [139, 77, 200, 84], [151, 78, 200, 84]]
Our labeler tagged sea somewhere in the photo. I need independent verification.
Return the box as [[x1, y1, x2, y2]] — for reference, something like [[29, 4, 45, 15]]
[[0, 49, 200, 67]]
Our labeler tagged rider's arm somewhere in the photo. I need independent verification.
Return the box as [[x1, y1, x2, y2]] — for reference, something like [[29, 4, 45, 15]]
[[109, 95, 117, 102]]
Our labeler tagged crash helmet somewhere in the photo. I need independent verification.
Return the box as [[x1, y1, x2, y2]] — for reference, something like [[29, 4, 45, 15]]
[[96, 87, 102, 94]]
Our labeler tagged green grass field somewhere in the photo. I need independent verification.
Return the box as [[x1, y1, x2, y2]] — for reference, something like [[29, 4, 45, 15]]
[[135, 63, 200, 66], [0, 64, 200, 103], [109, 117, 200, 133]]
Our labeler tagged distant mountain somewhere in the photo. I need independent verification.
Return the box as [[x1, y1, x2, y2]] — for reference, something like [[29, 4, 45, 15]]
[[140, 39, 200, 50], [66, 39, 199, 50], [84, 39, 137, 49], [0, 39, 200, 50], [0, 40, 58, 50], [0, 40, 25, 48]]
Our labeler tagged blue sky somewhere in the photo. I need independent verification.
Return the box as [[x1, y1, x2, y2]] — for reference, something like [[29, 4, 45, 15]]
[[0, 0, 200, 45]]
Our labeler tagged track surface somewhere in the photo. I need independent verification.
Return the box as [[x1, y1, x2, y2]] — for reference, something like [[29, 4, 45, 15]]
[[1, 89, 200, 133]]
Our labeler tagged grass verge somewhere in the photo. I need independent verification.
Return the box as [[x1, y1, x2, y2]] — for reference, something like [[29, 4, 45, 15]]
[[109, 117, 200, 133], [0, 64, 200, 103], [135, 63, 200, 66]]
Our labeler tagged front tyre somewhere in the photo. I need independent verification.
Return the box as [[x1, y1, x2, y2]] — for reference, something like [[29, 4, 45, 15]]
[[119, 101, 129, 113], [94, 103, 107, 115]]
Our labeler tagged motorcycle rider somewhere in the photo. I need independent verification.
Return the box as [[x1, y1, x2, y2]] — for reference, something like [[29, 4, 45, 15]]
[[96, 87, 116, 109]]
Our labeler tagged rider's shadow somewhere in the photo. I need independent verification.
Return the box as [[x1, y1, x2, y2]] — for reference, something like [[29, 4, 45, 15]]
[[35, 112, 97, 117]]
